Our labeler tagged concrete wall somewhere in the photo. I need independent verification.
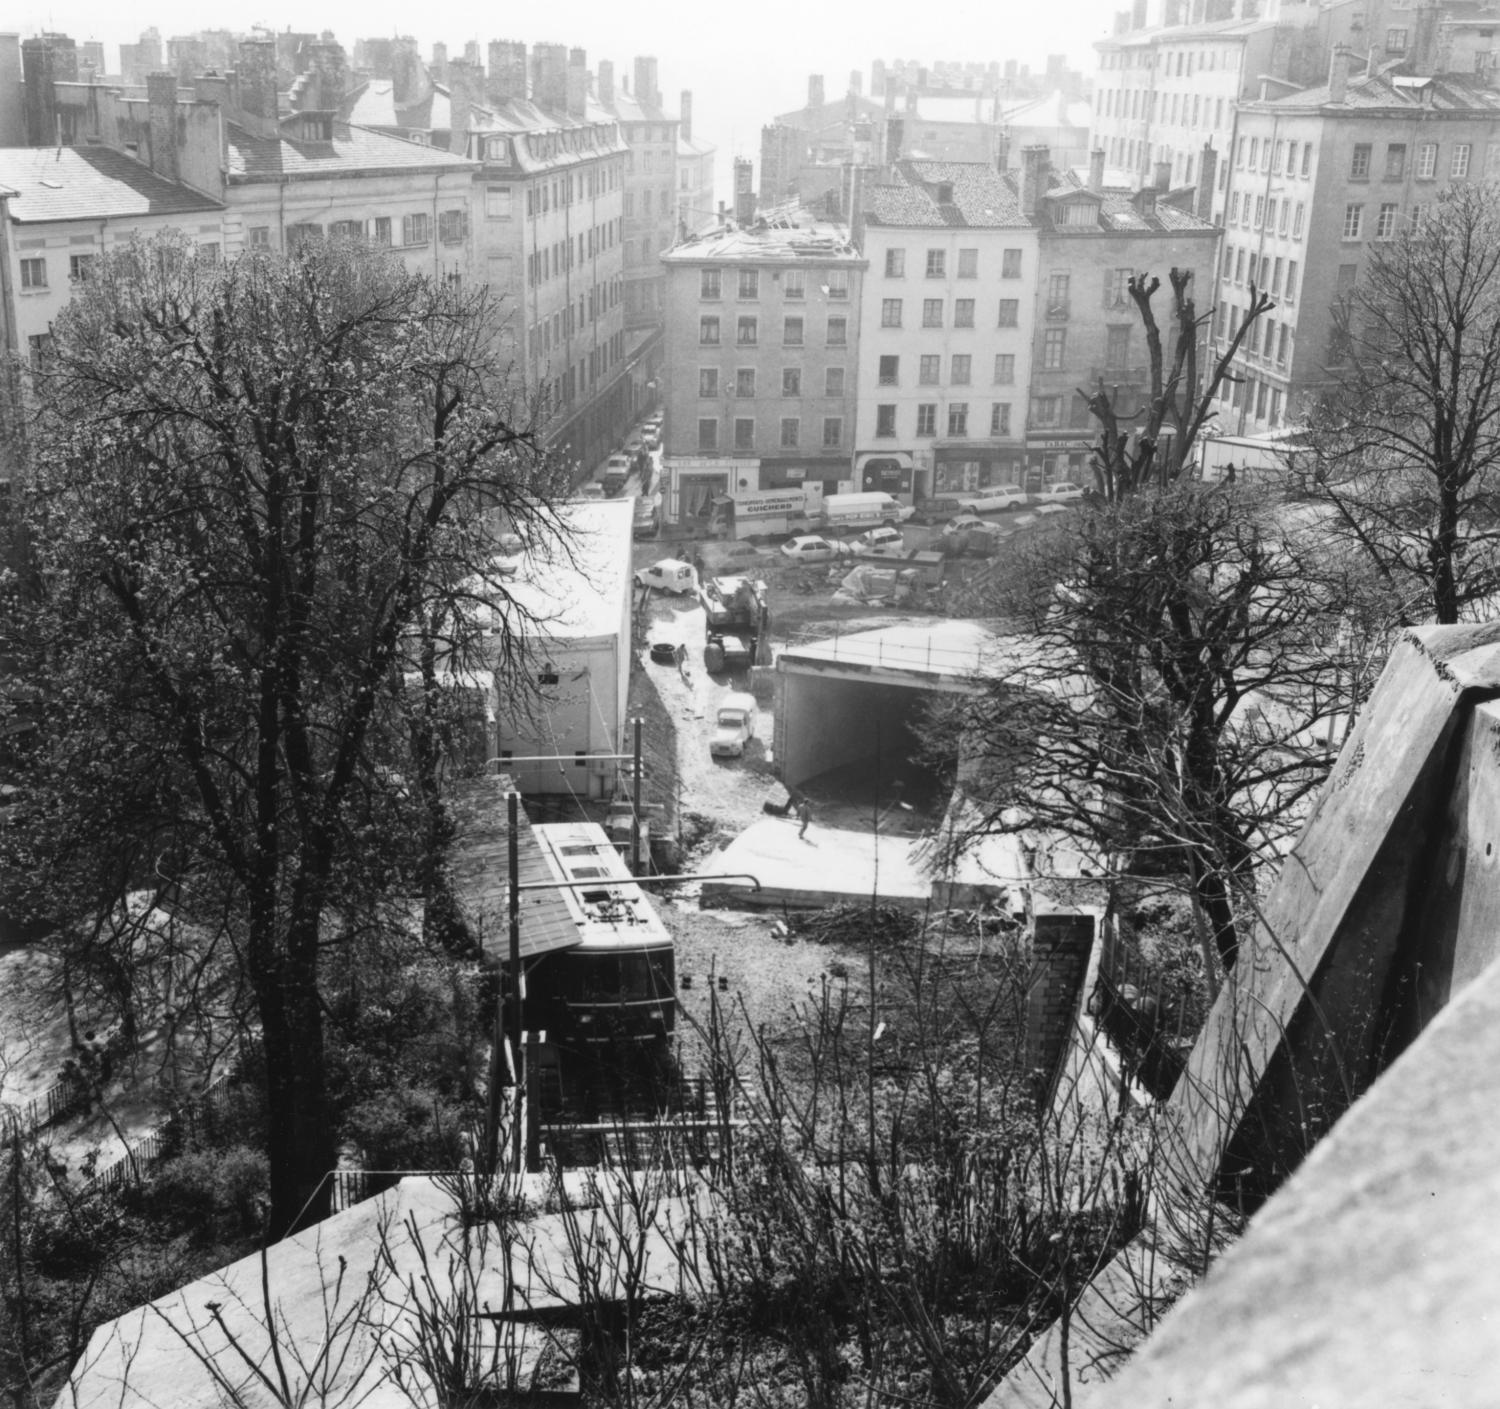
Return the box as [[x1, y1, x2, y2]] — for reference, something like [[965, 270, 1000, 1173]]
[[777, 667, 939, 791]]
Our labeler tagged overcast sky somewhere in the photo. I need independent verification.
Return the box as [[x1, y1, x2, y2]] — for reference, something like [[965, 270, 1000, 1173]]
[[13, 0, 1119, 187]]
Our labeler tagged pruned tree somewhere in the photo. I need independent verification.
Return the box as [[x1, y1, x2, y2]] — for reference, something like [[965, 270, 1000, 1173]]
[[4, 234, 568, 1238], [933, 270, 1362, 974], [1304, 181, 1500, 625]]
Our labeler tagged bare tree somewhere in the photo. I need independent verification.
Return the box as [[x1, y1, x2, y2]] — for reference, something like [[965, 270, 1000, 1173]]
[[1305, 181, 1500, 625]]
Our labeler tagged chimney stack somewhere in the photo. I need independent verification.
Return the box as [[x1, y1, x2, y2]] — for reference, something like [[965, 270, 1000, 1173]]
[[1020, 144, 1049, 217], [488, 40, 527, 107], [306, 41, 348, 112], [391, 36, 428, 110], [20, 38, 58, 147], [598, 60, 615, 108], [885, 116, 904, 166], [1088, 146, 1105, 192], [146, 72, 180, 184], [567, 47, 588, 119], [734, 156, 755, 224], [808, 73, 825, 109], [430, 41, 448, 83], [680, 89, 693, 141], [1154, 159, 1172, 191], [1328, 45, 1350, 103], [236, 38, 280, 138], [1196, 141, 1218, 221], [533, 42, 568, 115], [633, 55, 659, 109], [447, 58, 481, 154]]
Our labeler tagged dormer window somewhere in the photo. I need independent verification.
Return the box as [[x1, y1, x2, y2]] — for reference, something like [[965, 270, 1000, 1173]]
[[296, 114, 333, 142], [1060, 202, 1095, 227]]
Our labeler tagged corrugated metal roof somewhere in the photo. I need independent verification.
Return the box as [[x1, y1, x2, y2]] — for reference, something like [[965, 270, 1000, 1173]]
[[0, 145, 224, 223], [226, 121, 475, 181], [449, 778, 582, 961]]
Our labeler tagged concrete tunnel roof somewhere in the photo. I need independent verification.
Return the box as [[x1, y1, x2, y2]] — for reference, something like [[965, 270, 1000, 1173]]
[[779, 619, 1006, 686]]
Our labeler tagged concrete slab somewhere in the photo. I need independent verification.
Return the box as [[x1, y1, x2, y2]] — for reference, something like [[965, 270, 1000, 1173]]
[[699, 816, 933, 910]]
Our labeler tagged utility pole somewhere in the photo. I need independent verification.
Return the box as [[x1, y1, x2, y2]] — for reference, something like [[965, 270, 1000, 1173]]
[[630, 715, 644, 875]]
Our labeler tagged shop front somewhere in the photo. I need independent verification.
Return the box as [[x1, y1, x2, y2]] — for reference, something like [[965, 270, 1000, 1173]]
[[662, 457, 745, 526], [1025, 434, 1095, 489], [760, 455, 847, 496], [854, 452, 914, 501], [930, 444, 1027, 496]]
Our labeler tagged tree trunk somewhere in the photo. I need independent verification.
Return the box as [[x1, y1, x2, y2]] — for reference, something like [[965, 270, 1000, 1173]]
[[257, 935, 335, 1240]]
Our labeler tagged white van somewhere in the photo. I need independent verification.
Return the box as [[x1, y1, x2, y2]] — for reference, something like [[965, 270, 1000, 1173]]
[[820, 492, 914, 532]]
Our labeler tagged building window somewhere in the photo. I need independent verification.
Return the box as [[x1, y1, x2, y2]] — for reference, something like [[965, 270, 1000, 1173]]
[[881, 298, 903, 327], [68, 253, 95, 282], [1386, 26, 1409, 51], [1105, 268, 1133, 308], [737, 316, 758, 345], [826, 366, 846, 396], [823, 417, 843, 447], [19, 257, 47, 290], [783, 367, 801, 396], [1342, 204, 1364, 240], [328, 219, 364, 241], [958, 247, 978, 278], [990, 403, 1011, 436], [827, 317, 848, 346], [1002, 248, 1022, 278], [1386, 143, 1407, 180], [997, 298, 1019, 328], [1033, 395, 1062, 427], [919, 354, 941, 384], [1350, 144, 1372, 180], [28, 333, 53, 369], [947, 403, 968, 436], [738, 269, 759, 299], [736, 368, 756, 398], [1106, 324, 1131, 369], [1278, 324, 1291, 367], [401, 213, 430, 246], [925, 248, 946, 277], [1452, 143, 1472, 178], [735, 418, 755, 450], [1047, 272, 1071, 316], [876, 404, 897, 437], [1418, 142, 1438, 179], [1293, 203, 1305, 238], [784, 316, 804, 345], [1043, 328, 1067, 369], [250, 225, 272, 247], [700, 316, 720, 344], [1376, 203, 1399, 239], [951, 354, 971, 385], [438, 209, 468, 243], [1302, 144, 1312, 177], [879, 355, 900, 385], [826, 270, 849, 299], [993, 353, 1015, 384], [701, 269, 721, 299], [485, 185, 513, 219], [885, 248, 906, 277], [954, 298, 975, 328], [784, 271, 805, 299], [922, 299, 943, 327], [698, 418, 719, 450], [916, 403, 937, 436], [780, 417, 800, 448], [699, 368, 719, 397]]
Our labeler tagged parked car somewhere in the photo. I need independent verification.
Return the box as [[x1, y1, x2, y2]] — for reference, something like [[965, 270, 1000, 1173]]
[[850, 525, 907, 558], [635, 559, 699, 595], [642, 427, 661, 451], [709, 692, 759, 758], [633, 497, 661, 539], [701, 541, 765, 573], [960, 484, 1028, 512], [1034, 481, 1088, 504], [602, 455, 631, 495], [780, 535, 849, 564], [941, 513, 989, 538]]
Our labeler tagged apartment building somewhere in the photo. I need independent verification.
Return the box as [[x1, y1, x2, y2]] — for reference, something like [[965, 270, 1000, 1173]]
[[854, 160, 1038, 501], [659, 216, 865, 523], [1022, 147, 1222, 485], [1216, 55, 1500, 433], [676, 91, 716, 237]]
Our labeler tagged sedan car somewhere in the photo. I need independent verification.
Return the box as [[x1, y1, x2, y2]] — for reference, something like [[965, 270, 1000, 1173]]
[[780, 535, 850, 564], [940, 513, 989, 538], [1034, 481, 1088, 504], [851, 526, 908, 558], [959, 484, 1028, 512]]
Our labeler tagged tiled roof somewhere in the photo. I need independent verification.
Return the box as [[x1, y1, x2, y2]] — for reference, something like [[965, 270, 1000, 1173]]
[[1035, 173, 1216, 234], [862, 159, 1029, 229], [0, 145, 223, 223], [225, 121, 475, 182], [1254, 69, 1500, 112], [449, 778, 582, 961]]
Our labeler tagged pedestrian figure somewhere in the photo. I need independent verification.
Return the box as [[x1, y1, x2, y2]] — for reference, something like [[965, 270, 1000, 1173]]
[[796, 798, 813, 840], [676, 642, 690, 684]]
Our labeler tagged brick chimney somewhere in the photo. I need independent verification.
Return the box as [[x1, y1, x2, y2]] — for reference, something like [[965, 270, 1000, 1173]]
[[391, 36, 429, 110], [306, 41, 348, 112], [734, 155, 754, 224], [236, 38, 280, 139], [532, 43, 567, 115], [1411, 1, 1441, 76], [598, 59, 615, 109], [447, 57, 482, 154], [1088, 146, 1105, 192], [145, 72, 180, 184], [633, 55, 659, 109], [488, 41, 527, 106], [567, 47, 588, 119], [885, 116, 904, 166], [1020, 144, 1049, 217], [20, 37, 59, 147], [1328, 45, 1350, 104], [680, 89, 693, 141], [1196, 141, 1217, 221], [808, 73, 825, 109]]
